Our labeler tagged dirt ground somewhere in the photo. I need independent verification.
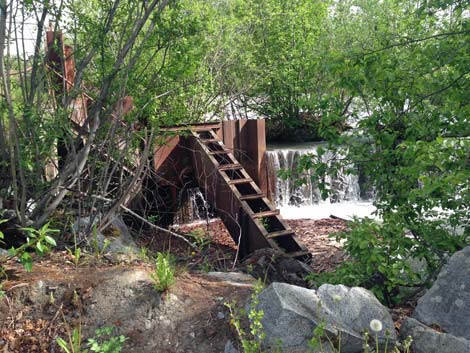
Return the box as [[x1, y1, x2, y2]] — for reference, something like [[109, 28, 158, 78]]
[[173, 217, 348, 273], [0, 252, 253, 353]]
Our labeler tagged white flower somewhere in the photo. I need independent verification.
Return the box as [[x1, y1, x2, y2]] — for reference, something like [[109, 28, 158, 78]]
[[370, 319, 383, 332]]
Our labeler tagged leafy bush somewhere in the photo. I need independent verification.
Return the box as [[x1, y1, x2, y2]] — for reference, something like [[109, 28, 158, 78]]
[[9, 222, 58, 272], [150, 252, 175, 292], [309, 216, 468, 306]]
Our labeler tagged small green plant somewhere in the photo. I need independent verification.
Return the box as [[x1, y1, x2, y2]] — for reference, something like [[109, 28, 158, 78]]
[[225, 281, 267, 353], [139, 246, 154, 263], [0, 283, 6, 300], [0, 219, 6, 244], [150, 252, 175, 292], [90, 224, 110, 257], [308, 318, 412, 353], [57, 325, 127, 353], [9, 222, 58, 272], [0, 219, 7, 281], [259, 217, 270, 232], [87, 326, 127, 353], [67, 246, 82, 267], [147, 214, 160, 224], [57, 326, 85, 353], [187, 228, 210, 250]]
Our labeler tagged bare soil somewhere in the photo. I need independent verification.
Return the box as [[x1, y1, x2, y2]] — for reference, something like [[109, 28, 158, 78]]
[[0, 252, 252, 353], [174, 217, 348, 273]]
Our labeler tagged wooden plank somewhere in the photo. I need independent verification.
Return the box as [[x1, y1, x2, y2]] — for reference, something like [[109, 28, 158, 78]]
[[286, 250, 311, 259], [218, 163, 242, 171], [252, 210, 280, 218], [161, 123, 221, 132], [227, 178, 253, 185], [266, 229, 295, 239], [239, 193, 265, 200]]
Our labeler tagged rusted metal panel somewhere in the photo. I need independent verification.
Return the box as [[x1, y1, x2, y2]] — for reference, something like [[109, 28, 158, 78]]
[[220, 119, 268, 196], [188, 129, 310, 260]]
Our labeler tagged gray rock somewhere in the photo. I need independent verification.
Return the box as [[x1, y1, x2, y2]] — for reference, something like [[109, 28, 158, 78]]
[[72, 216, 97, 234], [254, 282, 396, 353], [104, 217, 138, 254], [206, 271, 256, 287], [224, 340, 239, 353], [0, 248, 9, 257], [241, 248, 312, 287], [401, 317, 470, 353], [72, 216, 138, 254], [413, 246, 470, 340]]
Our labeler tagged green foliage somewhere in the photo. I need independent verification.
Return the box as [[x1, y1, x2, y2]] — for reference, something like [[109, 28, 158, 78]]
[[87, 327, 127, 353], [187, 228, 210, 250], [57, 327, 85, 353], [0, 219, 6, 280], [9, 223, 58, 272], [150, 252, 175, 292], [225, 281, 267, 353], [0, 219, 6, 244], [310, 215, 468, 305], [292, 0, 470, 304], [57, 326, 127, 353]]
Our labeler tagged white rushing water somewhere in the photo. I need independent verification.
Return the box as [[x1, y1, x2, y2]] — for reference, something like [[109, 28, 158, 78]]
[[266, 143, 376, 220]]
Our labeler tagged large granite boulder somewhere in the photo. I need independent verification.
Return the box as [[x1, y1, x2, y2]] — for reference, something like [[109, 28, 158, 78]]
[[254, 282, 396, 353], [413, 246, 470, 340], [401, 318, 470, 353], [399, 246, 470, 353]]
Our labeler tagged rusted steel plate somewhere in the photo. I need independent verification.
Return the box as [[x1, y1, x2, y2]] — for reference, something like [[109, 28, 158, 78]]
[[188, 129, 310, 260]]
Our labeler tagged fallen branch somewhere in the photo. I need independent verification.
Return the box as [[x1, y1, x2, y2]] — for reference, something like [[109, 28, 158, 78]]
[[118, 204, 199, 251], [57, 186, 199, 251]]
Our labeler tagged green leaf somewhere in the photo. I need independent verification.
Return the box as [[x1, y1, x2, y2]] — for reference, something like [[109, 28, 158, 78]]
[[45, 236, 57, 246]]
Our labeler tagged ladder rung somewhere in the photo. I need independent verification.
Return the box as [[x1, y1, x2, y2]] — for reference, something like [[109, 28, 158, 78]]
[[228, 178, 252, 185], [209, 150, 229, 155], [201, 138, 219, 143], [240, 193, 265, 200], [266, 229, 295, 239], [286, 250, 311, 259], [218, 164, 242, 171], [253, 210, 280, 218], [192, 127, 218, 132]]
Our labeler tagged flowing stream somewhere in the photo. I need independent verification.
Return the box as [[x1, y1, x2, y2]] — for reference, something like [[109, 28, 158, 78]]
[[266, 143, 376, 220]]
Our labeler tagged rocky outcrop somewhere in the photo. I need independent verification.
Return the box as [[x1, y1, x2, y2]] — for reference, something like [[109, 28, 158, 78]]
[[240, 248, 313, 287], [413, 246, 470, 338], [401, 318, 470, 353], [254, 282, 396, 353], [400, 246, 470, 353]]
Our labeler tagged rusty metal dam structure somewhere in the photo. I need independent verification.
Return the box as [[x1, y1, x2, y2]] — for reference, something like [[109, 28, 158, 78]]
[[154, 121, 311, 261]]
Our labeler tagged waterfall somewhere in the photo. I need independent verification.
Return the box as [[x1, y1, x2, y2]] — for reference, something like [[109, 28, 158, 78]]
[[266, 143, 375, 219], [174, 187, 213, 224]]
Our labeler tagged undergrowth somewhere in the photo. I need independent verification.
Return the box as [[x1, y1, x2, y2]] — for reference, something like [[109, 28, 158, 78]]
[[150, 252, 176, 292]]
